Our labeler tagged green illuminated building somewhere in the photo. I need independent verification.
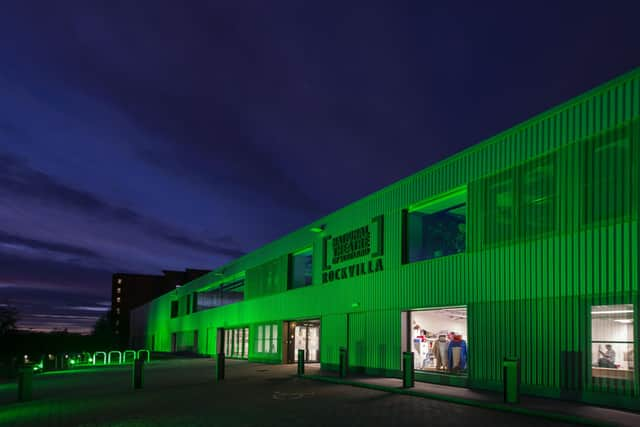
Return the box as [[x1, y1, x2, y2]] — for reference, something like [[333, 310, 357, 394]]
[[131, 68, 640, 410]]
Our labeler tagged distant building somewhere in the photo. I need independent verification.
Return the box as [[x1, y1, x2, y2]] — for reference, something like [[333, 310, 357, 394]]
[[111, 269, 209, 347]]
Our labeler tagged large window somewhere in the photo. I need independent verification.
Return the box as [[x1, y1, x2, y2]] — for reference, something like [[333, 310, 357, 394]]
[[591, 304, 635, 381], [196, 279, 245, 312], [583, 127, 634, 224], [256, 323, 279, 354], [290, 247, 313, 289], [484, 154, 556, 246], [409, 307, 468, 375], [224, 327, 249, 359], [406, 188, 466, 263]]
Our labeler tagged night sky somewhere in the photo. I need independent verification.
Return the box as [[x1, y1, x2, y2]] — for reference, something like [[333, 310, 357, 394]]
[[1, 2, 639, 333]]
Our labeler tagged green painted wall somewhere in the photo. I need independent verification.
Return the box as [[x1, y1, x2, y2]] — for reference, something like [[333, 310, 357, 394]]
[[131, 67, 640, 410]]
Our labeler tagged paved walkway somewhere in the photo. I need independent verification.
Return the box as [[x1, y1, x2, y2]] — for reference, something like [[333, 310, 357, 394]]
[[0, 358, 579, 427], [303, 366, 640, 427], [0, 358, 635, 426]]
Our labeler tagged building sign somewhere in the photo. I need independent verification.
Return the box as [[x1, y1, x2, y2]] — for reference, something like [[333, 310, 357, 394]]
[[322, 215, 384, 284]]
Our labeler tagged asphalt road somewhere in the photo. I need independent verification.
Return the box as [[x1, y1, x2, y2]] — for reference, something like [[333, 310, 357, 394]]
[[0, 358, 574, 427]]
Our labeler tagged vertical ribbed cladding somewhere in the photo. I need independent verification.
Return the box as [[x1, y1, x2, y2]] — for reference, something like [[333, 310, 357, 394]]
[[347, 309, 400, 372], [131, 69, 640, 408], [320, 313, 347, 366]]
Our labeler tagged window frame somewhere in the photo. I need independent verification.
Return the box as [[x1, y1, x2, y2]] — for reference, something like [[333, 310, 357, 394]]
[[254, 322, 279, 355], [289, 246, 314, 289], [581, 122, 637, 227], [482, 152, 559, 248], [403, 186, 468, 264], [170, 300, 179, 318], [589, 303, 636, 385], [405, 305, 470, 377]]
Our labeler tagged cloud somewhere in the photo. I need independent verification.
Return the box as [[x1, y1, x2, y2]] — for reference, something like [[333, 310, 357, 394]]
[[0, 230, 100, 258], [1, 284, 109, 333], [0, 255, 112, 296], [0, 150, 245, 261], [58, 305, 110, 312]]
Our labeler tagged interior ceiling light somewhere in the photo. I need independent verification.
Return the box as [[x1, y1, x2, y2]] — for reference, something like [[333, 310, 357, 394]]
[[614, 319, 634, 324], [591, 309, 634, 315]]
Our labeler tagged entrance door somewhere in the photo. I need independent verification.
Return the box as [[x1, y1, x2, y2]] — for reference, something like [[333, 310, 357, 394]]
[[286, 319, 320, 363]]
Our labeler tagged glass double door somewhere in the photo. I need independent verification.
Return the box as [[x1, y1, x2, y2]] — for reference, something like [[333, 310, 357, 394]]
[[287, 319, 320, 363]]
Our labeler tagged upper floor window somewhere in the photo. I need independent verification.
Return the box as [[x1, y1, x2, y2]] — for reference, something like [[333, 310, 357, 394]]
[[484, 172, 515, 245], [191, 293, 198, 314], [484, 154, 556, 246], [519, 157, 556, 238], [196, 279, 245, 311], [289, 247, 313, 289], [170, 300, 179, 318], [405, 187, 466, 263], [583, 126, 634, 225]]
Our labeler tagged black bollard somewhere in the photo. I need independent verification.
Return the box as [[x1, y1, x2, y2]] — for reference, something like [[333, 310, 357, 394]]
[[339, 347, 348, 378], [18, 365, 33, 401], [503, 357, 520, 404], [297, 349, 305, 376], [216, 352, 225, 381], [132, 358, 144, 389], [402, 352, 414, 388]]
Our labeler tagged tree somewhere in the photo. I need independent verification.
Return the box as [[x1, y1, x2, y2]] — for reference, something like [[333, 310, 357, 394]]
[[92, 310, 113, 336], [92, 310, 117, 348], [0, 305, 18, 336]]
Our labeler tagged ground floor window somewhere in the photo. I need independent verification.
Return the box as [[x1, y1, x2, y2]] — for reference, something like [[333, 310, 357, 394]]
[[224, 327, 249, 359], [409, 307, 468, 374], [256, 323, 279, 354], [591, 304, 635, 381]]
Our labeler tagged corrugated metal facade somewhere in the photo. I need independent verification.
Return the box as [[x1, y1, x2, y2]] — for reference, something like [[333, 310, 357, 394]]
[[131, 68, 640, 410]]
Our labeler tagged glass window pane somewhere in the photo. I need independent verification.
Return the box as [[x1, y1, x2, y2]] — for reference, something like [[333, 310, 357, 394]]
[[519, 157, 555, 237], [584, 133, 632, 224], [243, 328, 249, 358], [409, 307, 468, 375], [485, 176, 514, 245], [271, 324, 278, 353], [257, 326, 264, 353], [264, 324, 271, 353], [291, 248, 313, 289], [234, 329, 239, 357], [407, 190, 466, 263], [591, 304, 634, 381]]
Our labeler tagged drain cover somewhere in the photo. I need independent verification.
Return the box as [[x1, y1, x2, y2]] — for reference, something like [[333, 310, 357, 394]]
[[272, 391, 315, 400]]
